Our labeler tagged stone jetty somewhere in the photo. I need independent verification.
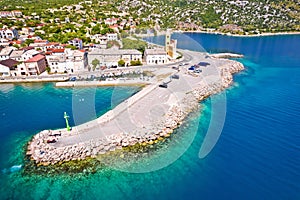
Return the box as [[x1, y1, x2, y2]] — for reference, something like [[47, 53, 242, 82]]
[[26, 51, 244, 166]]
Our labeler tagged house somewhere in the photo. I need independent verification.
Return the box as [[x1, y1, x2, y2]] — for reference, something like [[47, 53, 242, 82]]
[[16, 62, 27, 76], [0, 28, 19, 40], [109, 25, 119, 33], [104, 18, 118, 25], [24, 54, 47, 75], [29, 39, 48, 50], [0, 47, 14, 61], [51, 48, 65, 55], [89, 34, 108, 48], [12, 10, 23, 17], [68, 38, 83, 49], [9, 50, 24, 61], [21, 27, 34, 35], [43, 42, 61, 52], [107, 33, 118, 41], [46, 54, 68, 73], [21, 49, 40, 61], [0, 38, 10, 47], [0, 59, 19, 77], [66, 49, 88, 72], [45, 49, 88, 73], [0, 11, 13, 18], [144, 49, 168, 65]]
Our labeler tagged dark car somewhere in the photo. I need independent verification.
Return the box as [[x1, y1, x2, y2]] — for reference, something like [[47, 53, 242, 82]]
[[70, 77, 77, 81], [171, 74, 179, 79], [188, 66, 195, 71], [159, 83, 168, 88]]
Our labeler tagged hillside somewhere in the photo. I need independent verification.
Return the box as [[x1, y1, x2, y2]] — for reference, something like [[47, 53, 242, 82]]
[[0, 0, 299, 36]]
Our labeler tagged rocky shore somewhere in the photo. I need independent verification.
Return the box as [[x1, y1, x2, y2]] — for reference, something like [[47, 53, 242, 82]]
[[26, 60, 244, 166]]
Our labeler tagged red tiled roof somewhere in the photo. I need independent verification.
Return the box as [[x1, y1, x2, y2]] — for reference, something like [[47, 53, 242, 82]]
[[0, 59, 19, 70], [34, 40, 48, 43], [52, 48, 65, 53], [20, 46, 34, 51], [25, 54, 45, 63], [46, 42, 59, 46]]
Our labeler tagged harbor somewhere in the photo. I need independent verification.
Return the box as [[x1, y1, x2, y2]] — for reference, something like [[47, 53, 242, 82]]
[[26, 50, 244, 165]]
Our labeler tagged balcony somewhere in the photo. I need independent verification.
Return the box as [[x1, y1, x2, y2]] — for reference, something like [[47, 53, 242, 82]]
[[28, 67, 37, 72]]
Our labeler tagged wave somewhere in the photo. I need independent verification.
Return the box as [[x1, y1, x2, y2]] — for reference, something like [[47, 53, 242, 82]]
[[2, 164, 22, 174]]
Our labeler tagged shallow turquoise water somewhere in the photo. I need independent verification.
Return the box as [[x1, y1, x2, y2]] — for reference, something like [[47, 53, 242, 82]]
[[1, 33, 300, 199]]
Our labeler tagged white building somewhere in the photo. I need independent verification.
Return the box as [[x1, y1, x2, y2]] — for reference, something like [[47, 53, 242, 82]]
[[0, 28, 19, 40], [46, 49, 88, 73], [29, 39, 49, 50], [0, 47, 14, 61], [107, 33, 118, 41], [104, 18, 118, 25], [68, 38, 83, 49], [88, 48, 142, 67], [0, 59, 19, 77], [9, 50, 24, 61], [144, 49, 168, 65], [0, 38, 10, 46], [89, 34, 108, 48], [21, 49, 40, 61]]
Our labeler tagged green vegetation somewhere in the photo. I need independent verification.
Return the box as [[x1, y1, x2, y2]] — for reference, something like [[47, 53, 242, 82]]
[[107, 40, 120, 49], [65, 44, 77, 50], [46, 66, 51, 73], [130, 60, 142, 66], [118, 59, 125, 67], [0, 0, 298, 43], [91, 58, 100, 71], [122, 38, 147, 54]]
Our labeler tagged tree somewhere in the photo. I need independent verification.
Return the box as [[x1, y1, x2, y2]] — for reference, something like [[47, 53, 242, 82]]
[[118, 59, 125, 67], [12, 44, 20, 49], [122, 38, 147, 54], [24, 39, 34, 47], [46, 66, 51, 73], [130, 60, 142, 66], [91, 58, 100, 71], [65, 44, 77, 50]]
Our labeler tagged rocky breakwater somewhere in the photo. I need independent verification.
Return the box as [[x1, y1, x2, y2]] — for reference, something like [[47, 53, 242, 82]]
[[193, 60, 244, 101], [26, 60, 244, 166], [26, 104, 190, 166]]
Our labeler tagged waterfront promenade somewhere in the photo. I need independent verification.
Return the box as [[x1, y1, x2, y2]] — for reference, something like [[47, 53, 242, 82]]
[[27, 50, 244, 165]]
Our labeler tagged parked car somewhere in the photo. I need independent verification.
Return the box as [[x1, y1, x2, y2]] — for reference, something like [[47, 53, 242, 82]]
[[171, 74, 179, 79], [194, 69, 202, 73], [159, 83, 168, 88], [188, 66, 195, 71], [70, 77, 77, 81]]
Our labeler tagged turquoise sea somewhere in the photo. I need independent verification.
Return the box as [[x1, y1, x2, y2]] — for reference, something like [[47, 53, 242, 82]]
[[1, 33, 300, 199]]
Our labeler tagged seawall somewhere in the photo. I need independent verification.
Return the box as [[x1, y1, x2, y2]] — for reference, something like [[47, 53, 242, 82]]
[[26, 52, 244, 166]]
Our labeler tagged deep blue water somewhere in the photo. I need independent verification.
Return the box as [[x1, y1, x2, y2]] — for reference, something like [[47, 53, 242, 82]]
[[0, 33, 300, 199]]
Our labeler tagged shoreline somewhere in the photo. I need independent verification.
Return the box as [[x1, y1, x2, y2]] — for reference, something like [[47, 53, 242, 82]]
[[174, 30, 300, 37], [26, 51, 245, 166], [55, 80, 150, 88], [0, 76, 69, 84]]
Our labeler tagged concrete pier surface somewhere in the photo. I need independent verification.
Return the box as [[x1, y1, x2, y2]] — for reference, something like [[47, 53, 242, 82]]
[[27, 50, 245, 165]]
